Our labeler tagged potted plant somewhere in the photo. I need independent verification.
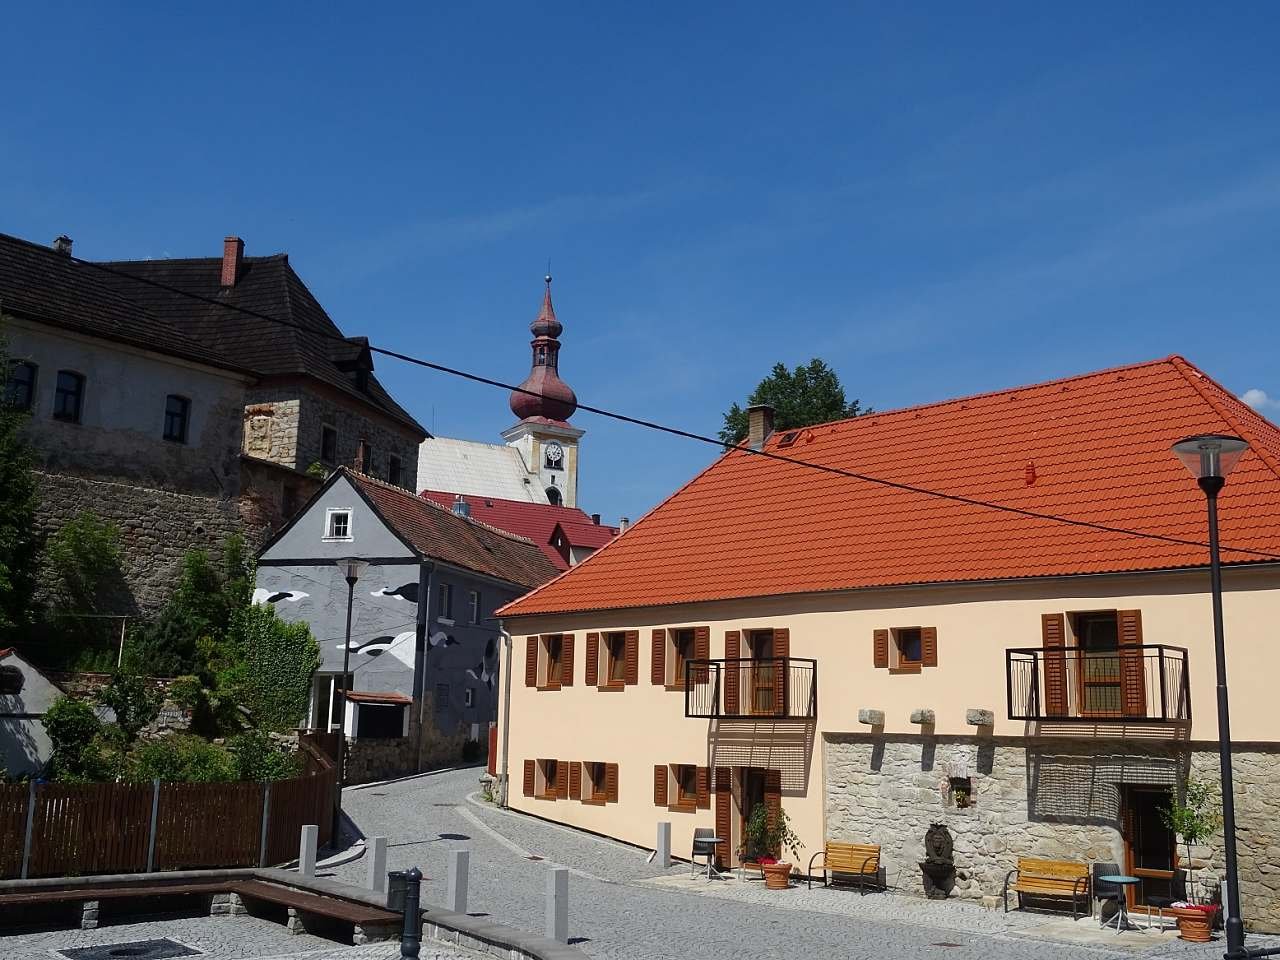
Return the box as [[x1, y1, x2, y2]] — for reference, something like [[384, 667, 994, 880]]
[[1160, 778, 1223, 941], [740, 802, 803, 890]]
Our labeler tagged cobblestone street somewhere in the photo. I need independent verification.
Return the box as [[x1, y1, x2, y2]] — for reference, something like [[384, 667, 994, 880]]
[[334, 766, 1280, 960]]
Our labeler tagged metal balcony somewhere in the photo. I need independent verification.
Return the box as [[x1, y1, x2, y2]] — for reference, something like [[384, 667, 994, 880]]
[[684, 657, 817, 720], [1006, 644, 1190, 722]]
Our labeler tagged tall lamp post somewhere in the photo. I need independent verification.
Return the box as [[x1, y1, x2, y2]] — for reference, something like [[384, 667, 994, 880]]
[[1170, 434, 1276, 960], [333, 557, 368, 843]]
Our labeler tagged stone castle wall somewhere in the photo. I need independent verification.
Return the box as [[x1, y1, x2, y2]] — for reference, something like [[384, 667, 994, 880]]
[[823, 733, 1280, 932]]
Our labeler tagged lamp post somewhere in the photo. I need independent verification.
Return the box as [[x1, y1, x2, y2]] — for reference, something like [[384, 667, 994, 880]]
[[1171, 433, 1261, 959], [333, 557, 368, 843]]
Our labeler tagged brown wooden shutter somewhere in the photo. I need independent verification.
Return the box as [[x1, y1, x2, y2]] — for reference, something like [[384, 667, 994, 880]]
[[623, 630, 639, 685], [695, 766, 711, 810], [569, 761, 582, 800], [651, 629, 666, 685], [1042, 613, 1068, 718], [763, 769, 783, 858], [1118, 609, 1147, 718], [714, 767, 732, 867], [525, 637, 539, 687], [873, 629, 889, 669], [772, 628, 789, 716], [694, 626, 709, 661], [724, 630, 741, 715], [605, 763, 619, 803], [653, 764, 668, 806], [921, 627, 938, 668], [584, 632, 599, 686], [561, 634, 574, 686], [523, 759, 535, 797], [556, 761, 570, 799]]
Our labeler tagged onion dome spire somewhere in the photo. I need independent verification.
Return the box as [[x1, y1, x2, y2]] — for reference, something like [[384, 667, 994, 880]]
[[509, 275, 578, 425]]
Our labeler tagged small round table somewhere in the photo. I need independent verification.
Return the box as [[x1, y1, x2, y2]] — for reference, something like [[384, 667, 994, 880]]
[[1099, 875, 1142, 933], [696, 837, 723, 881]]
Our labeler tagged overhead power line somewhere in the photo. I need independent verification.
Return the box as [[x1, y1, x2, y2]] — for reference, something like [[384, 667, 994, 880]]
[[70, 254, 1280, 563]]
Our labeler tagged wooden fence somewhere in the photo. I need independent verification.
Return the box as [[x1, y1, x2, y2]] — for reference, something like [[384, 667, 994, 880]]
[[0, 742, 336, 880]]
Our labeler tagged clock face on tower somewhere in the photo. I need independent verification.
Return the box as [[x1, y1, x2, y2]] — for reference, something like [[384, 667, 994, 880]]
[[544, 441, 565, 470]]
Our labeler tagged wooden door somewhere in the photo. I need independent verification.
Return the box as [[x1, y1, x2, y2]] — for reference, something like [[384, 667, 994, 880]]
[[740, 767, 768, 861], [1123, 787, 1177, 908]]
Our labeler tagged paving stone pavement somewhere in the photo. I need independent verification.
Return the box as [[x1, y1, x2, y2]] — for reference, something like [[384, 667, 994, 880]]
[[336, 766, 1280, 960], [0, 914, 470, 960]]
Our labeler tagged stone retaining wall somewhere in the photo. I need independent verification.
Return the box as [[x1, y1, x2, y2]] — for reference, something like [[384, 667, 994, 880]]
[[823, 733, 1280, 932]]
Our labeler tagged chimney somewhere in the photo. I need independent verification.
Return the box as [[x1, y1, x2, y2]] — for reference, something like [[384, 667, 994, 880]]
[[618, 517, 630, 533], [452, 495, 471, 518], [746, 404, 775, 450], [52, 235, 73, 256], [591, 513, 600, 525], [221, 236, 244, 288], [354, 438, 368, 473]]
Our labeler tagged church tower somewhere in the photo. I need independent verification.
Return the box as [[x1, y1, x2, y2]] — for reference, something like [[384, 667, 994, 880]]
[[502, 276, 584, 507]]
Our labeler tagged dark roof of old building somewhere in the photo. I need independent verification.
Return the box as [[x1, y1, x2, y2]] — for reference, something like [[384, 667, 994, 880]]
[[349, 471, 561, 590], [95, 252, 426, 436], [0, 232, 246, 374]]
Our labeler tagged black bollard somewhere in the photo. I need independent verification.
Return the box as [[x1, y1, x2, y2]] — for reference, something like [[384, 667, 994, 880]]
[[399, 866, 423, 959]]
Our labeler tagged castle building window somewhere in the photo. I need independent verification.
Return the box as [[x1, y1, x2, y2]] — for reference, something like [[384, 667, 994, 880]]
[[163, 395, 190, 443], [321, 425, 337, 465], [5, 361, 36, 411], [53, 370, 85, 423], [388, 454, 403, 488]]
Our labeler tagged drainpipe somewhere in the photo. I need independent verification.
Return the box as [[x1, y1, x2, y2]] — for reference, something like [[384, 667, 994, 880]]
[[414, 562, 435, 773], [498, 623, 513, 808]]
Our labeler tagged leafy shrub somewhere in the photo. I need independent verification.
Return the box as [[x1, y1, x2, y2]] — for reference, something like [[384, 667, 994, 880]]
[[227, 731, 300, 781], [43, 696, 113, 782], [129, 734, 235, 783], [42, 512, 123, 614], [95, 673, 160, 747], [218, 605, 320, 732]]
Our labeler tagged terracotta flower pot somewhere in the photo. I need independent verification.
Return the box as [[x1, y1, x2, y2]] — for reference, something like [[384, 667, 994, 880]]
[[762, 862, 793, 890], [1172, 908, 1216, 943]]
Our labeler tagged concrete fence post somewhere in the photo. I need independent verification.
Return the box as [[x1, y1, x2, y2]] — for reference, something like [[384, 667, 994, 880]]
[[147, 779, 161, 872], [545, 866, 568, 944], [447, 849, 469, 915], [367, 836, 388, 893], [299, 824, 319, 877], [656, 821, 671, 869], [20, 780, 36, 879], [258, 783, 272, 867]]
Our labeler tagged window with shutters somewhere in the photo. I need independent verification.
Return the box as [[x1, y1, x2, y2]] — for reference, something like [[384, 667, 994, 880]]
[[894, 627, 922, 671], [582, 761, 610, 804], [669, 628, 696, 687], [877, 626, 938, 672], [538, 758, 560, 800], [604, 632, 626, 686], [1072, 611, 1122, 716], [531, 634, 573, 690], [673, 764, 698, 811], [545, 635, 564, 686]]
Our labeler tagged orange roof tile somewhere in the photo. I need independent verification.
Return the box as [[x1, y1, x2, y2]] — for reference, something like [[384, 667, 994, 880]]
[[499, 356, 1280, 617]]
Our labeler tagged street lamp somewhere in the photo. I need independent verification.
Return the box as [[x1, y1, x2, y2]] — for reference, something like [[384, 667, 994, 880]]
[[333, 557, 368, 843], [1171, 433, 1267, 960]]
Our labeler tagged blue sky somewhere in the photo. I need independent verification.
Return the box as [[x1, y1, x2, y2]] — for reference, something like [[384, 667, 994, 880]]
[[4, 3, 1278, 522]]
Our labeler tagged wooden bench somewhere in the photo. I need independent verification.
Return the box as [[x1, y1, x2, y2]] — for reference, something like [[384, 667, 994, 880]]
[[232, 878, 399, 926], [806, 841, 883, 894], [1002, 857, 1090, 920], [0, 880, 230, 906]]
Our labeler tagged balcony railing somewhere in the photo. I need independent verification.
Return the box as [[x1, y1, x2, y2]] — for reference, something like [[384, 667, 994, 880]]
[[684, 658, 817, 720], [1006, 644, 1190, 722]]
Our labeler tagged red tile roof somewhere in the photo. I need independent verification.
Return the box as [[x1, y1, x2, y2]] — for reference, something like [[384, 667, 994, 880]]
[[345, 690, 413, 705], [418, 491, 617, 570], [349, 473, 561, 589], [499, 356, 1280, 617]]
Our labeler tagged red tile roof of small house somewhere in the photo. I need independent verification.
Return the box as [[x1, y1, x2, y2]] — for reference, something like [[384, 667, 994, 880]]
[[345, 690, 413, 705], [419, 491, 617, 570], [499, 356, 1280, 617]]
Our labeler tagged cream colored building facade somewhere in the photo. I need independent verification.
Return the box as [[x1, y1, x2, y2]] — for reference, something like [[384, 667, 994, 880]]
[[500, 565, 1280, 931]]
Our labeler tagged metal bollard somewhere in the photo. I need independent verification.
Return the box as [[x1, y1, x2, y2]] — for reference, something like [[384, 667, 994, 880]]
[[656, 821, 671, 869], [545, 867, 568, 944], [447, 849, 469, 915], [367, 837, 388, 893], [298, 824, 319, 877], [399, 866, 422, 959]]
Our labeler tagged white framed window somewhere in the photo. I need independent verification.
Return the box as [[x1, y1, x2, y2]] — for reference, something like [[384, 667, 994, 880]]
[[324, 507, 353, 541], [437, 582, 454, 622], [468, 590, 480, 624], [464, 687, 475, 707]]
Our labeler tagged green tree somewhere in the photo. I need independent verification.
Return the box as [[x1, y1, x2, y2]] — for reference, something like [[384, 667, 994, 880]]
[[95, 673, 160, 748], [43, 695, 113, 782], [0, 331, 41, 644], [43, 512, 124, 614], [719, 358, 870, 447]]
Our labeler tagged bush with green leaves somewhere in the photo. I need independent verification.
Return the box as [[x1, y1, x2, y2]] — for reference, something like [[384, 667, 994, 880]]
[[216, 605, 321, 733], [95, 673, 160, 747], [43, 512, 124, 614], [227, 731, 301, 781], [128, 734, 236, 783], [43, 695, 113, 782]]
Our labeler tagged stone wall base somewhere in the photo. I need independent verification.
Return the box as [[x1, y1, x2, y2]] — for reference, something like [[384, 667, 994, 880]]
[[823, 733, 1280, 933]]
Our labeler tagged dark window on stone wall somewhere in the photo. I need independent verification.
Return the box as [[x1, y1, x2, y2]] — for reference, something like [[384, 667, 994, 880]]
[[388, 454, 403, 488], [54, 370, 85, 423], [5, 361, 36, 411], [163, 395, 190, 443], [321, 425, 337, 465]]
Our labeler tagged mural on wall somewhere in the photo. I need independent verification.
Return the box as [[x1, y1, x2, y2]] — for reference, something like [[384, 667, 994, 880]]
[[251, 588, 310, 605]]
